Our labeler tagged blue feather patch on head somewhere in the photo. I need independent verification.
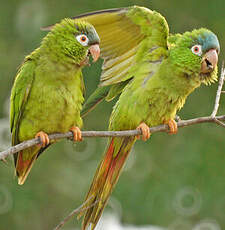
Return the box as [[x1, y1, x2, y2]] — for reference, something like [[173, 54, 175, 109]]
[[197, 32, 220, 53]]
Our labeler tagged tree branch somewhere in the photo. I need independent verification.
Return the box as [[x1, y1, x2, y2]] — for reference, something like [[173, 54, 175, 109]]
[[0, 64, 224, 164], [0, 115, 225, 161], [211, 61, 225, 117]]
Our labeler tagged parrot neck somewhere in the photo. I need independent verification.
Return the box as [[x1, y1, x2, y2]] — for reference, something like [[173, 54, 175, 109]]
[[25, 46, 82, 83], [27, 47, 81, 77], [158, 58, 202, 98]]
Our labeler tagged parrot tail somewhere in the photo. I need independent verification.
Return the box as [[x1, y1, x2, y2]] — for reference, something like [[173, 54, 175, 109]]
[[15, 145, 49, 185], [78, 136, 136, 230], [15, 150, 38, 185]]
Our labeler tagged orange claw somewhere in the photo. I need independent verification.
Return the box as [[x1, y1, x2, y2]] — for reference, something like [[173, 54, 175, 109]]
[[165, 119, 178, 134], [70, 126, 82, 142], [35, 131, 50, 147], [136, 122, 151, 141]]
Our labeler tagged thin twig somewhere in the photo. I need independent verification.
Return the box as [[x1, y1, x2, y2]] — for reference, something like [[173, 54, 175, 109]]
[[213, 118, 225, 128], [211, 62, 225, 117], [1, 115, 225, 161], [54, 196, 97, 230]]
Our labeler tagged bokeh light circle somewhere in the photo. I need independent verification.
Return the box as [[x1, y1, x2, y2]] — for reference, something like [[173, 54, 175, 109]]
[[173, 186, 202, 216]]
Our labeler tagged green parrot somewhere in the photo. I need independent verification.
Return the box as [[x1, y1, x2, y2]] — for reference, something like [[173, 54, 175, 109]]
[[10, 18, 100, 185], [46, 6, 220, 230]]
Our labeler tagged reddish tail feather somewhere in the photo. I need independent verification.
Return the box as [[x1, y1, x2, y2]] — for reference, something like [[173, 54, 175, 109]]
[[79, 136, 136, 230]]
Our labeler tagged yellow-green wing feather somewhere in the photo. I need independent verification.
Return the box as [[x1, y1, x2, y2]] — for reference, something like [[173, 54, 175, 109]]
[[10, 59, 35, 162], [70, 6, 169, 86]]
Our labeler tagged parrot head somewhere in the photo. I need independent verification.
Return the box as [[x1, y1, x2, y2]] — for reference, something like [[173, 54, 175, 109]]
[[169, 28, 220, 84], [42, 18, 100, 66]]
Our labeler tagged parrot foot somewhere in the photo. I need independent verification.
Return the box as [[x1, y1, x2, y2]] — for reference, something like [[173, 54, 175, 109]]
[[165, 119, 178, 134], [35, 131, 50, 147], [136, 122, 151, 141], [70, 126, 82, 142]]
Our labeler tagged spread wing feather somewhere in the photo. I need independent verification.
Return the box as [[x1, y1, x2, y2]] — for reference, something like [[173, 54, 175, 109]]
[[70, 6, 169, 86], [42, 6, 169, 116], [44, 6, 169, 86]]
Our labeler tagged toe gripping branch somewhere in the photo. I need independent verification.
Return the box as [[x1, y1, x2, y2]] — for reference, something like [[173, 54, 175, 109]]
[[70, 126, 82, 142], [136, 122, 151, 141], [35, 131, 50, 147], [165, 119, 178, 134]]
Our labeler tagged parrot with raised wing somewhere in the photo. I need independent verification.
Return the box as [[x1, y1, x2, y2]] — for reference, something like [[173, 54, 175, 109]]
[[10, 18, 100, 185], [46, 6, 220, 230]]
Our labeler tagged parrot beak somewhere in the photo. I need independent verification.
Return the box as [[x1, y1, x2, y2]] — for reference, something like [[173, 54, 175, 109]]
[[201, 49, 218, 74], [89, 44, 100, 62]]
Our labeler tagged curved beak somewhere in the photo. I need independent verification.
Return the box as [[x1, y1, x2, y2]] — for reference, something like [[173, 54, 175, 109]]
[[89, 44, 100, 62], [201, 49, 218, 74]]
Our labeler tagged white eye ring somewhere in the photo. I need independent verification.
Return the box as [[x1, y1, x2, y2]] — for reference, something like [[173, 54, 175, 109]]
[[191, 45, 202, 56], [76, 34, 89, 46]]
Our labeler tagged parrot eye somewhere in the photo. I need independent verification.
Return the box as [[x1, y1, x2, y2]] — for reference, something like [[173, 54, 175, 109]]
[[191, 45, 202, 56], [76, 34, 89, 46]]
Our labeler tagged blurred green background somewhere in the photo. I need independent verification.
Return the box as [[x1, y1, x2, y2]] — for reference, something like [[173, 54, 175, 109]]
[[0, 0, 225, 229]]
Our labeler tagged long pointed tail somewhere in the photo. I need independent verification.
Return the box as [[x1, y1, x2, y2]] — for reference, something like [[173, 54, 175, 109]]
[[16, 150, 38, 185], [79, 136, 136, 230], [15, 144, 48, 185]]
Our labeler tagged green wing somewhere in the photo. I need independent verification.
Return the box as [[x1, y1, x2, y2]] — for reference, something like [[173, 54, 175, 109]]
[[10, 58, 35, 146], [68, 6, 169, 116], [80, 78, 132, 117], [71, 6, 169, 85]]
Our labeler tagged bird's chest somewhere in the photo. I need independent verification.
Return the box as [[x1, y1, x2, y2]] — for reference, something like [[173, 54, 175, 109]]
[[21, 74, 83, 137], [144, 90, 184, 126], [110, 83, 185, 131]]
